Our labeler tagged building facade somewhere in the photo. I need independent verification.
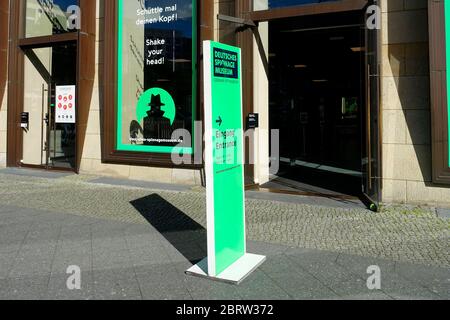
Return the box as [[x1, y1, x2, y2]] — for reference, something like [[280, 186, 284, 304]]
[[0, 0, 449, 208]]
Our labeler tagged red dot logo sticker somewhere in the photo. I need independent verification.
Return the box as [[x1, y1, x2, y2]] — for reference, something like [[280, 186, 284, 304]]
[[69, 95, 73, 100], [58, 95, 62, 100], [63, 105, 67, 110], [68, 103, 73, 109], [64, 96, 68, 102], [58, 103, 62, 108]]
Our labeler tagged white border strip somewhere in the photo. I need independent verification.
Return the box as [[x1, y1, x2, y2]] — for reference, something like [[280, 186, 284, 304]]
[[203, 41, 216, 277], [237, 46, 247, 254]]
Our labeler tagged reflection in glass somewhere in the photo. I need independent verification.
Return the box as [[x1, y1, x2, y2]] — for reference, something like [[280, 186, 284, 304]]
[[24, 0, 79, 38], [254, 0, 338, 11]]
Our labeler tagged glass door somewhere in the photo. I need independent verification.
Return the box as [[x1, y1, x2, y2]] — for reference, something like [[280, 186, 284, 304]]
[[21, 42, 77, 170], [361, 3, 381, 211]]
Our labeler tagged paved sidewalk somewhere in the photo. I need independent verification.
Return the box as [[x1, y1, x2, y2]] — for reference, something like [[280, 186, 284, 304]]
[[0, 169, 448, 300]]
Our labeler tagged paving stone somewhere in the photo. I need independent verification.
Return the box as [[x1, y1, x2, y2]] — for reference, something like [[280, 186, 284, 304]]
[[135, 265, 192, 300], [235, 269, 292, 300], [379, 271, 442, 300], [92, 249, 133, 272], [0, 171, 448, 300], [93, 268, 142, 300], [90, 177, 191, 193], [0, 252, 17, 280], [0, 275, 50, 300], [8, 250, 54, 278], [394, 262, 450, 299], [259, 255, 339, 300], [45, 272, 94, 300], [284, 250, 389, 298], [183, 275, 242, 300], [127, 245, 172, 268], [0, 168, 73, 179], [51, 252, 92, 276]]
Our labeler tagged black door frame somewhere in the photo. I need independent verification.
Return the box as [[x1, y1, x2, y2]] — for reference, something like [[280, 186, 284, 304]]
[[230, 0, 381, 209]]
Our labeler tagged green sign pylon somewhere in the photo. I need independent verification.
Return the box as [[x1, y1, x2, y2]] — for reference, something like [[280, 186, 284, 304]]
[[186, 41, 265, 284]]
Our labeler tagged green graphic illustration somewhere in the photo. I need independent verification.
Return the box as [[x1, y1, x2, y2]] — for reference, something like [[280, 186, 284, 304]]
[[136, 88, 176, 125]]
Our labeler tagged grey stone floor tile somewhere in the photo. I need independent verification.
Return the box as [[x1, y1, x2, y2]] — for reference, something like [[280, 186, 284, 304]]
[[378, 270, 442, 300], [0, 168, 72, 179], [247, 241, 290, 257], [127, 245, 172, 268], [92, 249, 133, 272], [0, 244, 22, 256], [337, 292, 393, 300], [59, 215, 98, 228], [123, 223, 158, 235], [18, 242, 58, 257], [0, 252, 17, 280], [134, 265, 191, 300], [0, 231, 29, 250], [56, 239, 92, 254], [8, 252, 54, 278], [0, 275, 50, 300], [0, 218, 34, 230], [259, 254, 338, 300], [140, 281, 192, 300], [161, 241, 206, 265], [93, 268, 142, 300], [158, 242, 198, 264], [235, 269, 292, 300], [123, 232, 166, 250], [284, 248, 341, 268], [60, 224, 92, 239], [45, 272, 94, 300], [51, 253, 92, 276], [0, 173, 448, 300], [0, 216, 36, 227], [0, 205, 20, 214], [284, 251, 381, 298], [90, 177, 191, 193], [183, 275, 242, 300], [335, 253, 397, 276], [92, 237, 128, 253], [90, 221, 129, 232], [394, 262, 450, 299]]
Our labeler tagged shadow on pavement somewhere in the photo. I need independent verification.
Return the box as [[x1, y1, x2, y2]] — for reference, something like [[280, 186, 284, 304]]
[[131, 194, 206, 264]]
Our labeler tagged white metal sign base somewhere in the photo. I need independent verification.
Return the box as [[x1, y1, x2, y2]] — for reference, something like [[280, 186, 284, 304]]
[[186, 254, 266, 285]]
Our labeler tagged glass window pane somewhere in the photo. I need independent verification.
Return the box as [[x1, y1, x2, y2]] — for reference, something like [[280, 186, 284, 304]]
[[24, 0, 79, 38]]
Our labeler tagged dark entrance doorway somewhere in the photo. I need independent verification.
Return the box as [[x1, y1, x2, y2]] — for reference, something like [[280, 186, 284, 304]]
[[263, 10, 366, 198]]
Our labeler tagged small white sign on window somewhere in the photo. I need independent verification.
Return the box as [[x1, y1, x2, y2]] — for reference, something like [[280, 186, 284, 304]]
[[55, 85, 76, 124]]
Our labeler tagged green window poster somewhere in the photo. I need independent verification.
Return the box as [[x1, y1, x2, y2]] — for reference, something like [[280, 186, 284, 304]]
[[117, 0, 197, 154], [446, 1, 450, 167]]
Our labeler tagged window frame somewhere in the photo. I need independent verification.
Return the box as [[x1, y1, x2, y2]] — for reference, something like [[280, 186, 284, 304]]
[[102, 0, 205, 169], [429, 0, 450, 184]]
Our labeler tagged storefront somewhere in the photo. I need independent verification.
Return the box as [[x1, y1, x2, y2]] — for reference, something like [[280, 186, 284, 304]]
[[0, 0, 449, 208]]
